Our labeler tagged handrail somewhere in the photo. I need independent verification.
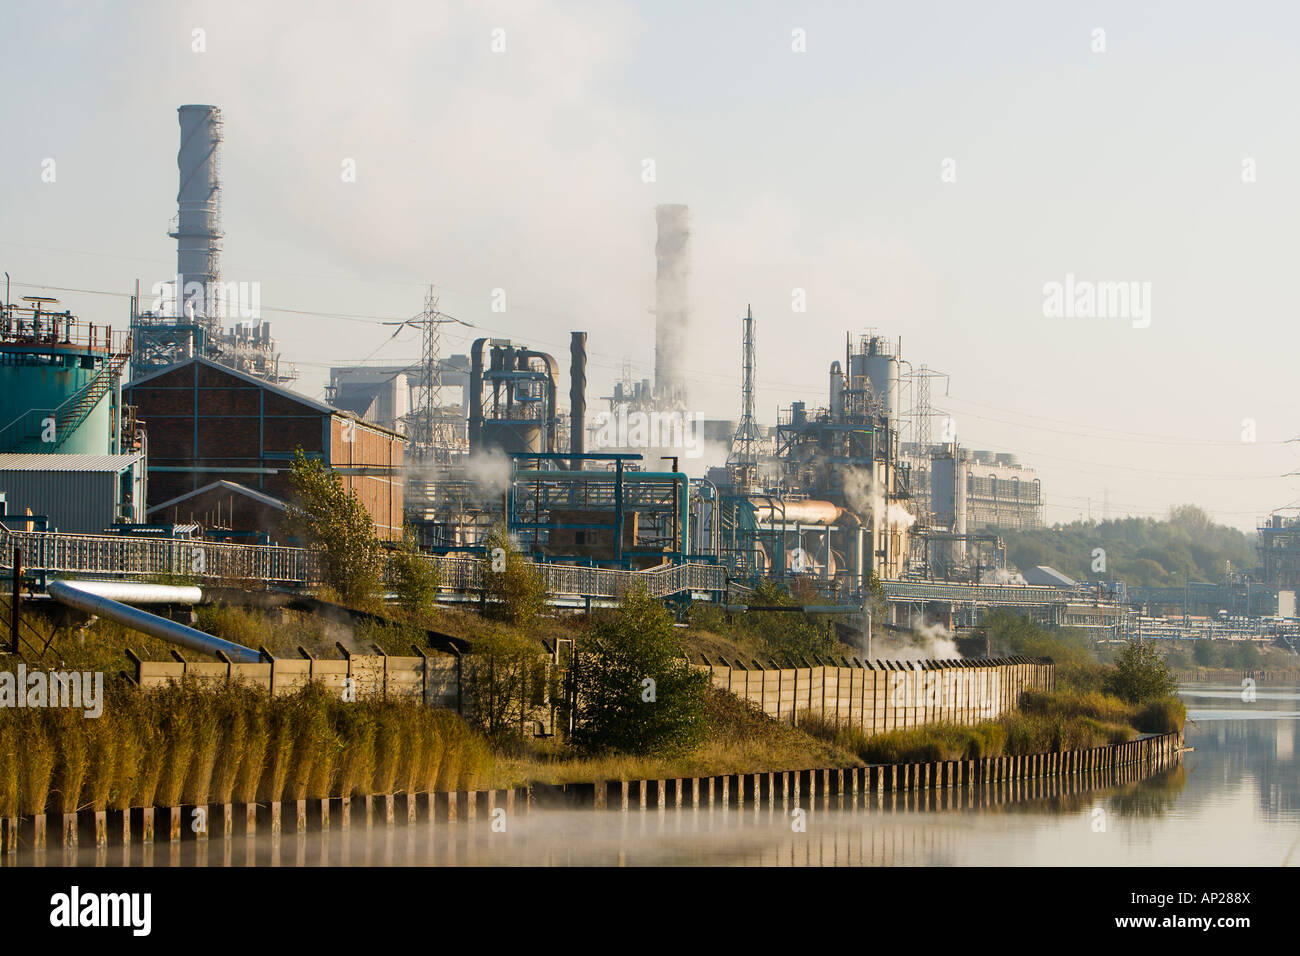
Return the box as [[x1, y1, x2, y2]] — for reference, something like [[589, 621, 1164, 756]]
[[0, 523, 728, 600], [0, 355, 123, 452]]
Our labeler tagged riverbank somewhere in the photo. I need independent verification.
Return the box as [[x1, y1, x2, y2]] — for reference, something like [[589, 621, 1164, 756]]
[[2, 729, 1182, 863]]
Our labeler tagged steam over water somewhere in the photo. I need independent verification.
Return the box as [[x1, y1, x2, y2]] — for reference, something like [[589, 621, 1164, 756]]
[[11, 684, 1297, 867]]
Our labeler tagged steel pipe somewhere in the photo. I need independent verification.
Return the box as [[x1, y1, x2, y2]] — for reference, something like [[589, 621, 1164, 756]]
[[48, 580, 202, 604], [48, 580, 260, 663]]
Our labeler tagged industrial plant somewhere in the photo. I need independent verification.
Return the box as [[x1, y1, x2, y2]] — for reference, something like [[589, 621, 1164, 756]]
[[0, 102, 1296, 652]]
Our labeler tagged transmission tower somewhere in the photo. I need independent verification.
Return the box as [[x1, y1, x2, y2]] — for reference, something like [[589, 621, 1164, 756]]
[[910, 364, 950, 452], [393, 286, 460, 463], [727, 305, 761, 491]]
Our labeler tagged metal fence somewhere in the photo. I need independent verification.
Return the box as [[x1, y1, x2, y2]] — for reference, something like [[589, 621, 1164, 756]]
[[882, 580, 1073, 607], [0, 524, 727, 600]]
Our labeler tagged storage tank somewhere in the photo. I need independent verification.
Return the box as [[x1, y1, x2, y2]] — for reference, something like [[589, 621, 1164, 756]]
[[850, 335, 898, 419], [0, 302, 126, 455]]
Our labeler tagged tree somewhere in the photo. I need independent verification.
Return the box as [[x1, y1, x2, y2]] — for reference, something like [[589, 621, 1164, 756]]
[[390, 525, 440, 621], [1104, 640, 1178, 703], [463, 628, 549, 743], [572, 587, 709, 756], [1192, 640, 1217, 667], [284, 448, 383, 607], [478, 525, 547, 627], [746, 579, 836, 657], [1229, 641, 1260, 670]]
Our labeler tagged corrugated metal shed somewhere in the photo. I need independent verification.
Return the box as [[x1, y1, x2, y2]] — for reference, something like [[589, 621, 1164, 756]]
[[0, 453, 141, 472], [0, 453, 145, 533]]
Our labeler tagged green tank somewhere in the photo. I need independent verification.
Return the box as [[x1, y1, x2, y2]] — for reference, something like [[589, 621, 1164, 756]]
[[0, 302, 127, 455]]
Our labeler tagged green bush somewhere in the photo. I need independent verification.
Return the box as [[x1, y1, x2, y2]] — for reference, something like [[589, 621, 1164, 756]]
[[572, 587, 710, 756], [391, 527, 441, 621], [1104, 641, 1178, 704], [1135, 696, 1187, 734], [479, 525, 548, 627]]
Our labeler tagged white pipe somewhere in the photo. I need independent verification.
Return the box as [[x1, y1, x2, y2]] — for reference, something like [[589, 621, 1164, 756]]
[[48, 580, 260, 663], [52, 581, 203, 604]]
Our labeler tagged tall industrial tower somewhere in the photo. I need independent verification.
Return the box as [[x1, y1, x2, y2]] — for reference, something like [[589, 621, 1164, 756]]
[[133, 104, 295, 384], [169, 105, 224, 327], [653, 204, 691, 407], [726, 305, 761, 491]]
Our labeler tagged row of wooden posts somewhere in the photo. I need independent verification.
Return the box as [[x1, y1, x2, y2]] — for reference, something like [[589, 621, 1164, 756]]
[[0, 731, 1181, 854]]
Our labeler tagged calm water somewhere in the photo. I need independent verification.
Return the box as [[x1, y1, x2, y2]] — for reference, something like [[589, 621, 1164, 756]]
[[19, 683, 1300, 866]]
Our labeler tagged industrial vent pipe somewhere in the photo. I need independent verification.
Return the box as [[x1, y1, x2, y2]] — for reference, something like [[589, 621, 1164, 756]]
[[570, 331, 587, 470]]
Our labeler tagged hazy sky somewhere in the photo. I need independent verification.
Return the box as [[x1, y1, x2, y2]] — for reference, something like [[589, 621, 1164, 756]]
[[3, 0, 1298, 531]]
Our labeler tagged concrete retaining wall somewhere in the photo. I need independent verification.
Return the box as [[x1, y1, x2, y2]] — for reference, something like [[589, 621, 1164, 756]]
[[705, 655, 1054, 732], [133, 650, 460, 707]]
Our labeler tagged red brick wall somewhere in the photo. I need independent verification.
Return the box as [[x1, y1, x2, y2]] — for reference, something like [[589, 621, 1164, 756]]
[[127, 361, 406, 540], [330, 416, 405, 538]]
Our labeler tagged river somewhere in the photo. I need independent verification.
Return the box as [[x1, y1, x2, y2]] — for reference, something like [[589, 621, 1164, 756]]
[[16, 682, 1299, 866]]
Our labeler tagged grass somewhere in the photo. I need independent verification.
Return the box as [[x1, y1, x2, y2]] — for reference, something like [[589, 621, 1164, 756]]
[[184, 693, 222, 807], [210, 695, 248, 805], [52, 710, 89, 814], [797, 687, 1185, 764], [234, 698, 268, 806], [0, 680, 492, 818], [18, 711, 57, 816], [0, 722, 16, 819], [334, 706, 376, 799], [156, 689, 196, 808], [486, 687, 855, 789], [86, 714, 118, 812]]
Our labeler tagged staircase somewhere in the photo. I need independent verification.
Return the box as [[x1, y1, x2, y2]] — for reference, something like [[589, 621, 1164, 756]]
[[0, 353, 128, 453]]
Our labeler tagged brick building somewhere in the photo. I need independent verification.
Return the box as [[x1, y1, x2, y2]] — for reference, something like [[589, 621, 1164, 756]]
[[125, 357, 406, 540]]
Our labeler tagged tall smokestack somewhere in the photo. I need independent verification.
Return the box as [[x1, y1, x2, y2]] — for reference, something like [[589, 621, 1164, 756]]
[[653, 204, 691, 406], [170, 105, 224, 324], [570, 331, 587, 470]]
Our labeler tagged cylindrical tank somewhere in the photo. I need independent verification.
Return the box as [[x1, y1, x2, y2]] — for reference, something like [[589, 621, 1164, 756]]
[[829, 361, 845, 419], [749, 498, 841, 526], [481, 421, 544, 454], [0, 310, 119, 455], [863, 343, 899, 419]]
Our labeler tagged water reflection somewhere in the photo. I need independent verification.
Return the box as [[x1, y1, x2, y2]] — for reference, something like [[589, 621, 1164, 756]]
[[8, 683, 1296, 866]]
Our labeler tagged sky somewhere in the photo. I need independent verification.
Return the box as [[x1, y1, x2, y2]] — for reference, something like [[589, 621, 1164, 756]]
[[2, 0, 1298, 531]]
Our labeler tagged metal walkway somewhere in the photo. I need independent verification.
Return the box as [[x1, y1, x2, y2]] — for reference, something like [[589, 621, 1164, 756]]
[[0, 524, 727, 601]]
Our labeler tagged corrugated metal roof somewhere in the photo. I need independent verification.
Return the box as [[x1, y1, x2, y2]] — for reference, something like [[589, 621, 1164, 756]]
[[0, 453, 143, 473]]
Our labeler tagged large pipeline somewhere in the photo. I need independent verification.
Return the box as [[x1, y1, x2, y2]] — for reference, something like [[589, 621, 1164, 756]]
[[48, 580, 203, 605], [749, 498, 841, 526], [48, 580, 262, 663]]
